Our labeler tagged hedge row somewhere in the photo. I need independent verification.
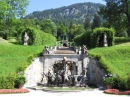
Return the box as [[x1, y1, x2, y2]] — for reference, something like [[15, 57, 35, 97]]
[[74, 30, 92, 46], [114, 37, 130, 44], [18, 27, 56, 45]]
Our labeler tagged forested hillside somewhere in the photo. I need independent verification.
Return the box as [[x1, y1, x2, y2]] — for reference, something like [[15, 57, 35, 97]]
[[25, 2, 104, 25]]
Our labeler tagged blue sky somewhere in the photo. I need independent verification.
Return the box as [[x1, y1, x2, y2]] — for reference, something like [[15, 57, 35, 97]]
[[26, 0, 106, 14]]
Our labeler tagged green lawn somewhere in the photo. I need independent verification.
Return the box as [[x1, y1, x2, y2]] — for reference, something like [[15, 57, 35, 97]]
[[89, 43, 130, 79], [0, 39, 44, 75]]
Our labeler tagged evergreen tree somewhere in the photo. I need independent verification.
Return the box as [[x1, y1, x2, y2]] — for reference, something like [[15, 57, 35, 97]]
[[92, 14, 102, 30]]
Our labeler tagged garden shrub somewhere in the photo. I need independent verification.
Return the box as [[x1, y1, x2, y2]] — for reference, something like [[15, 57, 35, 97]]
[[16, 62, 28, 74], [0, 74, 16, 89], [0, 74, 26, 89], [114, 76, 127, 90], [18, 27, 56, 45], [14, 75, 26, 88], [0, 76, 7, 89], [127, 74, 130, 89], [5, 74, 16, 89]]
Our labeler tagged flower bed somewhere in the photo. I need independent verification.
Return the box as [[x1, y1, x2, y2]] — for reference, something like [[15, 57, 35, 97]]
[[0, 89, 29, 94], [104, 89, 130, 95]]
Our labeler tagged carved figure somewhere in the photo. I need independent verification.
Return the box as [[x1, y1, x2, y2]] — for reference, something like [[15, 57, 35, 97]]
[[24, 32, 29, 45], [43, 46, 50, 54], [82, 45, 88, 54]]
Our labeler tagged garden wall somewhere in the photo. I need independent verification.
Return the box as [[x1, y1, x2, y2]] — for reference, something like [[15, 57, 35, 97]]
[[87, 57, 106, 86]]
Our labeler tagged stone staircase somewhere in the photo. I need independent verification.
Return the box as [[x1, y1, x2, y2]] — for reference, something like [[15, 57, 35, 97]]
[[54, 47, 76, 54]]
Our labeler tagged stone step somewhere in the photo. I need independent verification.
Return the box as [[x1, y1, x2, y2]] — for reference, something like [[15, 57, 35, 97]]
[[54, 47, 76, 54], [54, 50, 76, 54]]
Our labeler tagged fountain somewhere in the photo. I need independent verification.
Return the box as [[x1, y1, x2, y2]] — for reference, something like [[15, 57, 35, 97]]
[[42, 57, 87, 87], [25, 44, 106, 91]]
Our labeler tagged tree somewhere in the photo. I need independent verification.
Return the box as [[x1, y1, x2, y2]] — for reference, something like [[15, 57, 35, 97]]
[[92, 14, 102, 30], [68, 24, 85, 41], [99, 0, 130, 36], [74, 25, 86, 35], [0, 0, 10, 38], [41, 19, 57, 37], [57, 21, 67, 39], [0, 0, 29, 39], [84, 14, 91, 31]]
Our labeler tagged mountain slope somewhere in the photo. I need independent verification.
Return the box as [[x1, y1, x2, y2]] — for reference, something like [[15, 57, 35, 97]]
[[26, 2, 104, 25]]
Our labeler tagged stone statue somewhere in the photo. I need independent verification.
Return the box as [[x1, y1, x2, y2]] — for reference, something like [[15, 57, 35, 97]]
[[82, 45, 88, 54], [104, 33, 108, 47], [43, 46, 50, 54], [24, 32, 29, 45]]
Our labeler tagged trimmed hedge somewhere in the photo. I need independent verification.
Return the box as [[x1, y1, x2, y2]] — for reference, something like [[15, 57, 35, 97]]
[[114, 37, 130, 44], [74, 30, 92, 46], [19, 27, 56, 45]]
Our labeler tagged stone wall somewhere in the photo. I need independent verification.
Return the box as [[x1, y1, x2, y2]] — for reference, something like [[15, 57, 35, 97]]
[[87, 57, 106, 86], [24, 57, 43, 87]]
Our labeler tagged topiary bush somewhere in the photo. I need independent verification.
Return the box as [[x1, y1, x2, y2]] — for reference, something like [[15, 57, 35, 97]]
[[18, 27, 56, 45]]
